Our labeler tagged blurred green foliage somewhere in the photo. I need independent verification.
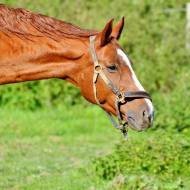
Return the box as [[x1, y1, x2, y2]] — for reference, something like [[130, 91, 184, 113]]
[[0, 80, 83, 110], [93, 130, 190, 189], [0, 1, 189, 130]]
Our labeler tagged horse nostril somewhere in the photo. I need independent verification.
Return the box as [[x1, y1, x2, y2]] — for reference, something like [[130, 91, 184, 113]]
[[142, 110, 148, 119], [148, 115, 152, 123], [143, 110, 146, 117], [142, 110, 153, 125]]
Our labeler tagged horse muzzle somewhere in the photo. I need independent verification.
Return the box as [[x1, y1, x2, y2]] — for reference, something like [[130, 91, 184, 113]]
[[126, 104, 154, 131]]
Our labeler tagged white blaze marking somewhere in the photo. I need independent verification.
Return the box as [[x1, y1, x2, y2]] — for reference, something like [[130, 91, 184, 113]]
[[117, 49, 154, 114]]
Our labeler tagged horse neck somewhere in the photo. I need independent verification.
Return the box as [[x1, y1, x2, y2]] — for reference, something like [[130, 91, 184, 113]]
[[0, 33, 88, 86]]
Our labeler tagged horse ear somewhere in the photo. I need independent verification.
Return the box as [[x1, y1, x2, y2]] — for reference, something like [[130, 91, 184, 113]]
[[99, 18, 114, 46], [111, 17, 124, 40]]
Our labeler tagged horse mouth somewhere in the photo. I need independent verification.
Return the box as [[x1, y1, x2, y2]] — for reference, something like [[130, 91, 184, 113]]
[[127, 116, 148, 132]]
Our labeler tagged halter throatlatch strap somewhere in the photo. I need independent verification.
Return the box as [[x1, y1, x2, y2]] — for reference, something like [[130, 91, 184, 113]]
[[89, 35, 152, 139]]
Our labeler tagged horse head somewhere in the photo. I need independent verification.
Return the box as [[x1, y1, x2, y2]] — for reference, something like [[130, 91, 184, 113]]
[[80, 18, 154, 132]]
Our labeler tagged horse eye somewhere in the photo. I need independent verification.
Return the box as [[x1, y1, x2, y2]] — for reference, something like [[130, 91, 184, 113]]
[[107, 65, 117, 72]]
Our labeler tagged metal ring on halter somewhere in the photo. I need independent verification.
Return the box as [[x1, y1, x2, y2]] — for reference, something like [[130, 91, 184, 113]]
[[94, 65, 102, 73]]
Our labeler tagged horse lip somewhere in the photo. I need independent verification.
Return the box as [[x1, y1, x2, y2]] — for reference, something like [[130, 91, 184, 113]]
[[127, 116, 146, 132]]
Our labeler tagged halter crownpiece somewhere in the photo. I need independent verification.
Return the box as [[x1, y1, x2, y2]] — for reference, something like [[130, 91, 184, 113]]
[[89, 35, 152, 139]]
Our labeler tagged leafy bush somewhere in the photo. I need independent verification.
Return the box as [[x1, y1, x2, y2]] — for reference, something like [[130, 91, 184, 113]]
[[0, 79, 84, 110], [93, 130, 190, 189]]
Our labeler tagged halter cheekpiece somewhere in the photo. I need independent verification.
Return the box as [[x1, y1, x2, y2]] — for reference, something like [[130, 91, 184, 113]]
[[89, 35, 152, 140]]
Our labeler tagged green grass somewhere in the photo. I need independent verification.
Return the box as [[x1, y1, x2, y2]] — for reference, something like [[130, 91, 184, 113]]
[[0, 106, 190, 190], [0, 106, 122, 190]]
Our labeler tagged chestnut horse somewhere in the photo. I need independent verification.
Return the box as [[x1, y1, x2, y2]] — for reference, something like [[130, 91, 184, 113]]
[[0, 4, 154, 135]]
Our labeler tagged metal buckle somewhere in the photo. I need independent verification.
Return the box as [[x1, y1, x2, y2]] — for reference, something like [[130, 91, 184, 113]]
[[118, 122, 128, 140], [94, 65, 102, 73], [121, 124, 128, 140], [117, 92, 125, 104]]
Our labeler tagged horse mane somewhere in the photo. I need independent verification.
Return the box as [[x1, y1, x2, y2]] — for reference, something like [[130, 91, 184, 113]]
[[0, 4, 98, 40]]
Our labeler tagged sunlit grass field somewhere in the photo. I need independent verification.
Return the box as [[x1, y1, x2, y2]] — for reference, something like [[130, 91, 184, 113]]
[[0, 106, 190, 190], [0, 106, 120, 189]]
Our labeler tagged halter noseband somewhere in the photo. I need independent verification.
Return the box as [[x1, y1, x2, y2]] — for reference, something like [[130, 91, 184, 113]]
[[89, 35, 152, 139]]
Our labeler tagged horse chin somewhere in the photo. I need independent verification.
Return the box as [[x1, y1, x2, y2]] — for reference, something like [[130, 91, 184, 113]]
[[127, 118, 147, 132], [128, 123, 146, 132]]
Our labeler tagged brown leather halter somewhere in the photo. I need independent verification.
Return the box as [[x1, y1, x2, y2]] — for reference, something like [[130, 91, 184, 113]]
[[89, 36, 152, 139]]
